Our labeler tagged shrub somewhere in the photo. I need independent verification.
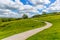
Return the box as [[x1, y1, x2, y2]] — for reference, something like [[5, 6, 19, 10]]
[[42, 12, 47, 15], [22, 14, 28, 19]]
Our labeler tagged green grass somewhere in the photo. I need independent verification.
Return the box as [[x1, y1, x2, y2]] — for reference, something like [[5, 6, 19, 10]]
[[0, 13, 60, 40], [0, 19, 45, 39], [27, 15, 60, 40]]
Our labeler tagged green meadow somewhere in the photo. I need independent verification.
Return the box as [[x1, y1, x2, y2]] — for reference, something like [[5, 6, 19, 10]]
[[0, 18, 45, 39], [0, 12, 60, 40], [27, 13, 60, 40]]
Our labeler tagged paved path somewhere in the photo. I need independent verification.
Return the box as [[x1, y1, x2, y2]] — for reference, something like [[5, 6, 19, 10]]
[[2, 22, 52, 40]]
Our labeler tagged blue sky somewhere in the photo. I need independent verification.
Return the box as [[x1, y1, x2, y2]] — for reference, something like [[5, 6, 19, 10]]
[[0, 0, 60, 18], [12, 0, 56, 13], [20, 0, 55, 5], [14, 0, 55, 11], [13, 0, 56, 6]]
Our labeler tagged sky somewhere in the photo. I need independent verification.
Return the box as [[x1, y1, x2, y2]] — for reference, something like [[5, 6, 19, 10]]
[[0, 0, 60, 18]]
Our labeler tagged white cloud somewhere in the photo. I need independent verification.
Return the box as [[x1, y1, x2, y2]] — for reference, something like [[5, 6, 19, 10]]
[[29, 0, 50, 5], [35, 5, 46, 10], [0, 0, 59, 18], [43, 0, 50, 4], [28, 0, 51, 12], [44, 0, 60, 12], [0, 9, 22, 18], [0, 0, 24, 18]]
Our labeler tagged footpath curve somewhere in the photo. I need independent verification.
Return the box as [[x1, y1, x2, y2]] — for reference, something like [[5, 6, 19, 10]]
[[2, 21, 52, 40]]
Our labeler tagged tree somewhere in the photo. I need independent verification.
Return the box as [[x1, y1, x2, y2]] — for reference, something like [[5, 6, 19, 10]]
[[22, 14, 28, 19], [42, 12, 47, 15]]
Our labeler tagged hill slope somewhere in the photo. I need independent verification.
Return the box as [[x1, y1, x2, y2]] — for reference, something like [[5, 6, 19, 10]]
[[27, 14, 60, 40], [0, 19, 45, 39]]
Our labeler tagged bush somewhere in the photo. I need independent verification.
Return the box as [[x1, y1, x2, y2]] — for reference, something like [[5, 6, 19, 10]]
[[42, 12, 47, 15], [22, 14, 28, 19]]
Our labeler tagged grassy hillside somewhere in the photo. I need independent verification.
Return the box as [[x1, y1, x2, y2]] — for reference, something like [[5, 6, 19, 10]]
[[0, 12, 60, 40], [27, 14, 60, 40], [0, 19, 45, 39]]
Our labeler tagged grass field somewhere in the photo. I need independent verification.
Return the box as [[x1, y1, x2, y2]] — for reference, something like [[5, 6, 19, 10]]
[[27, 14, 60, 40], [0, 19, 45, 39], [0, 13, 60, 40]]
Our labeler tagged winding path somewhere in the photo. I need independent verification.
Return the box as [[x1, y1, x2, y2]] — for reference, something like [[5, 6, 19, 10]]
[[2, 21, 52, 40]]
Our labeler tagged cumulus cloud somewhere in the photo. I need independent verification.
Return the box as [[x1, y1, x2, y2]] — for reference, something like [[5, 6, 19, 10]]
[[0, 9, 23, 18], [29, 0, 50, 5], [0, 0, 59, 18], [0, 0, 41, 18], [0, 0, 24, 18], [45, 0, 60, 12]]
